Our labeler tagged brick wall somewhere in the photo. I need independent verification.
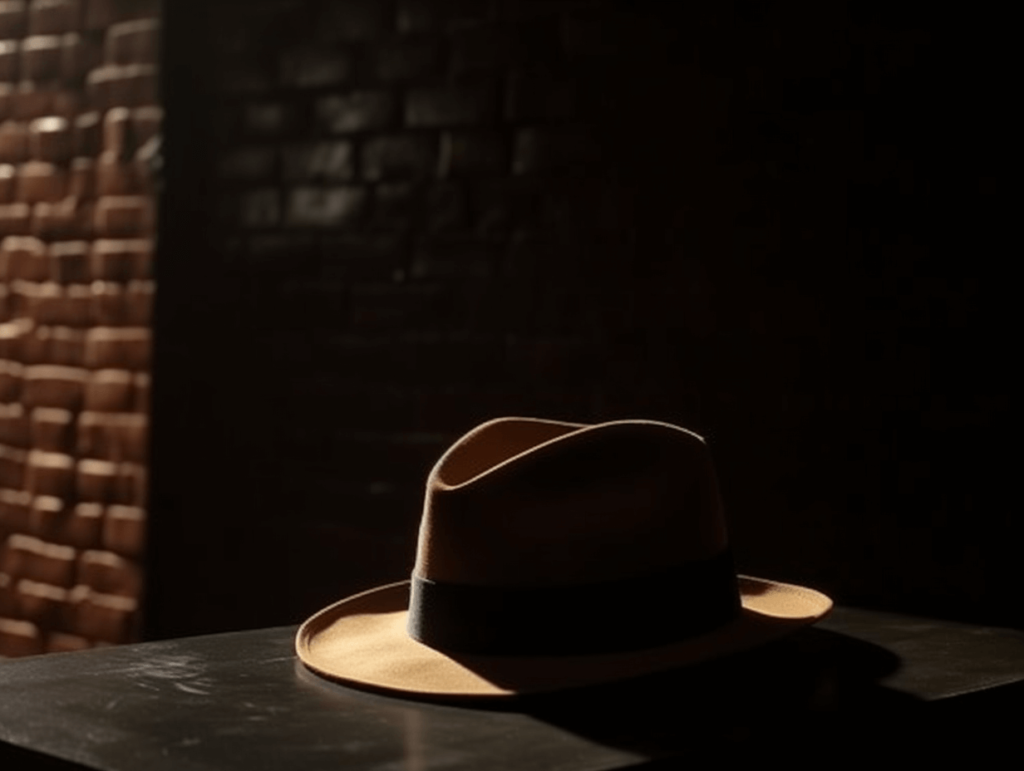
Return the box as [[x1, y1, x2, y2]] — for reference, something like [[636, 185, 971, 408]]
[[150, 1, 1014, 637], [0, 0, 158, 657]]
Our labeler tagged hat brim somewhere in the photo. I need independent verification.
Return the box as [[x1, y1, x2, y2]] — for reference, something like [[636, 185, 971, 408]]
[[295, 576, 832, 698]]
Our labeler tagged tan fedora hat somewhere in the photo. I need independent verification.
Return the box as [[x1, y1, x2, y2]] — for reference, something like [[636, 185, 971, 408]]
[[296, 417, 832, 698]]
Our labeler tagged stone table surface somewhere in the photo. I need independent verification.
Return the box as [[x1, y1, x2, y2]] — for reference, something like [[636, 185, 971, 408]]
[[1, 606, 1022, 770]]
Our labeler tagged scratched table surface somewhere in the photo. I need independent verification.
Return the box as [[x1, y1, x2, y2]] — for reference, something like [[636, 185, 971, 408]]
[[1, 607, 1023, 770]]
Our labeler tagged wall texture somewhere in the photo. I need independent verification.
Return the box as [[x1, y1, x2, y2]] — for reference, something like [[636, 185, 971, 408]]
[[150, 0, 1013, 637], [0, 0, 159, 657]]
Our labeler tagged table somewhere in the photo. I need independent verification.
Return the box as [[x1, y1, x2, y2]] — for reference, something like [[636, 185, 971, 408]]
[[2, 607, 1022, 769]]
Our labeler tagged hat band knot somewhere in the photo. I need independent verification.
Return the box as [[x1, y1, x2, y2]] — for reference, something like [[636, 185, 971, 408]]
[[407, 549, 741, 656]]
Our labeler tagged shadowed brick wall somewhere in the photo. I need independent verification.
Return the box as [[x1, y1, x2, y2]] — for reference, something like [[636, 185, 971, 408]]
[[150, 0, 1014, 637], [0, 0, 160, 657]]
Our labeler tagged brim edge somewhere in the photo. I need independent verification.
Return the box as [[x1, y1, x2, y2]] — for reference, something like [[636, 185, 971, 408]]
[[295, 576, 832, 699]]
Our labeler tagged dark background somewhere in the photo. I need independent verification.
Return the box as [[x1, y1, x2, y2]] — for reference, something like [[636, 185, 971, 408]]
[[146, 0, 1015, 639]]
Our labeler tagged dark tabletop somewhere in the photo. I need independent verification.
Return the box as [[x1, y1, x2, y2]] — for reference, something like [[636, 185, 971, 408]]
[[1, 606, 1023, 770]]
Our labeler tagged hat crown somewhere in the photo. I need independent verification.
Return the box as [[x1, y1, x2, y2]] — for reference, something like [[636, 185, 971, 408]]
[[414, 418, 729, 588]]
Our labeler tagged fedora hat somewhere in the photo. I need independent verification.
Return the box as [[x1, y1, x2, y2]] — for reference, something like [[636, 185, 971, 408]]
[[296, 417, 832, 698]]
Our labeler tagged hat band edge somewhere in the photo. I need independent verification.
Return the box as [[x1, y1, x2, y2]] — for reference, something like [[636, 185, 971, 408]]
[[407, 549, 741, 656]]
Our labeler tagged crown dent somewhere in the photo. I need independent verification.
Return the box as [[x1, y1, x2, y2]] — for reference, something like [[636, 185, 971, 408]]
[[414, 420, 729, 587]]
